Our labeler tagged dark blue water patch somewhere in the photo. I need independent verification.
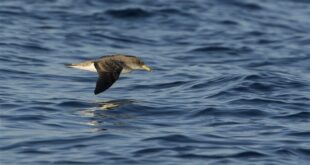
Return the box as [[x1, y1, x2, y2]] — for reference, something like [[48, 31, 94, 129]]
[[0, 133, 126, 151], [296, 36, 310, 46], [177, 150, 267, 159], [88, 32, 157, 45], [228, 98, 289, 106], [89, 33, 135, 43], [0, 42, 53, 52], [82, 0, 130, 6], [220, 0, 264, 11], [172, 72, 200, 79], [0, 103, 20, 109], [189, 45, 252, 55], [18, 148, 52, 154], [190, 46, 237, 52], [296, 148, 310, 157], [217, 19, 239, 26], [272, 112, 310, 120], [65, 32, 85, 41], [155, 8, 193, 17], [231, 82, 275, 94], [41, 123, 67, 129], [0, 54, 16, 63], [105, 8, 152, 19], [17, 105, 59, 112], [266, 56, 310, 67], [273, 94, 310, 102], [245, 30, 266, 37], [208, 121, 241, 127], [46, 160, 101, 165], [230, 72, 309, 95], [12, 55, 46, 64], [143, 134, 203, 144], [241, 74, 263, 81], [274, 148, 297, 157], [259, 21, 306, 33], [184, 46, 253, 60], [247, 82, 274, 91], [134, 147, 173, 156], [0, 6, 26, 16], [187, 107, 269, 119], [63, 75, 95, 83], [255, 38, 278, 45], [1, 114, 48, 122], [287, 131, 310, 138], [95, 150, 118, 157], [103, 6, 195, 20], [0, 68, 32, 75], [131, 80, 190, 90], [189, 75, 242, 90]]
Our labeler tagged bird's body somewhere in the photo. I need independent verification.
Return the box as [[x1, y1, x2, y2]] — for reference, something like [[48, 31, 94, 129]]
[[65, 55, 151, 95]]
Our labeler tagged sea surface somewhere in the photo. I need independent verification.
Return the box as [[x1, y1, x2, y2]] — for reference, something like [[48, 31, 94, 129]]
[[1, 0, 310, 164]]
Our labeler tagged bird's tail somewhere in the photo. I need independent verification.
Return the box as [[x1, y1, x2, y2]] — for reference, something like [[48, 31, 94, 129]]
[[64, 61, 97, 72]]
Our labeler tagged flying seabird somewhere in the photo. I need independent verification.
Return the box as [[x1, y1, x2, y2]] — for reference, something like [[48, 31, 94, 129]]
[[65, 54, 151, 95]]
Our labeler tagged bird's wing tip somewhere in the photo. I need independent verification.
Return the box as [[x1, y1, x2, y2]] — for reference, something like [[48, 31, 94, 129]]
[[94, 90, 100, 95]]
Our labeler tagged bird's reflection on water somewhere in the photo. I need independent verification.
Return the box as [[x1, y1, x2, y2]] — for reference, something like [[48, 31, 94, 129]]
[[78, 99, 138, 131], [98, 99, 137, 110]]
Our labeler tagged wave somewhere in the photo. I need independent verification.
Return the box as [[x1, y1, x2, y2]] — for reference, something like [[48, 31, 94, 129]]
[[221, 0, 264, 11], [188, 107, 268, 118], [273, 112, 310, 119], [188, 46, 253, 56]]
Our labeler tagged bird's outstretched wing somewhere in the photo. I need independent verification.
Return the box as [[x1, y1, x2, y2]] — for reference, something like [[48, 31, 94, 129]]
[[94, 61, 123, 95]]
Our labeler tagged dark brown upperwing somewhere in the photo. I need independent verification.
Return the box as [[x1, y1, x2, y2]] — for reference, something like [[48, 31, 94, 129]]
[[93, 61, 123, 95]]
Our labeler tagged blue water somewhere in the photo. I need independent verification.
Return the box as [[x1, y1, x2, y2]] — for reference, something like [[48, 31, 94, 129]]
[[1, 0, 310, 164]]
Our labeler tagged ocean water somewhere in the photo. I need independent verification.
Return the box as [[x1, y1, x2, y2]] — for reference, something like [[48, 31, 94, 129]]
[[1, 0, 310, 164]]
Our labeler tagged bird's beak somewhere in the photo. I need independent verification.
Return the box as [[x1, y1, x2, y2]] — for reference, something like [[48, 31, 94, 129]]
[[142, 65, 152, 72]]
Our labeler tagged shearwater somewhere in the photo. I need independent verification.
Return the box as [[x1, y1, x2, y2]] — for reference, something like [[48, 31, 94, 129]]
[[65, 54, 151, 95]]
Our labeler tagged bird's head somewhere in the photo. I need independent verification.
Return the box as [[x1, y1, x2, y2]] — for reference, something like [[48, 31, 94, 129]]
[[137, 60, 152, 72], [127, 56, 152, 72]]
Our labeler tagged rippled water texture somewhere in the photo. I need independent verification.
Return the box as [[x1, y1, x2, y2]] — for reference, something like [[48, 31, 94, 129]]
[[1, 0, 310, 164]]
